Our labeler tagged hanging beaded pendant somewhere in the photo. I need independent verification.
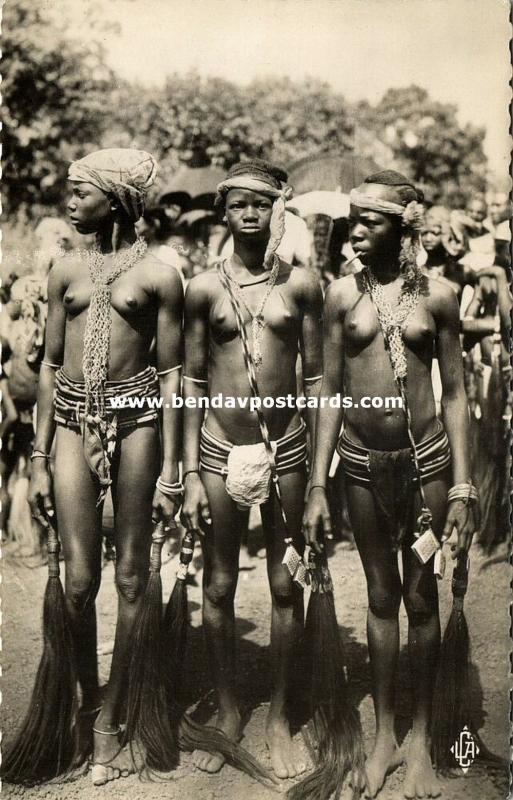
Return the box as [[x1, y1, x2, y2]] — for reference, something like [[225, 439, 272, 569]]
[[224, 254, 280, 371], [81, 237, 148, 414], [363, 267, 421, 380]]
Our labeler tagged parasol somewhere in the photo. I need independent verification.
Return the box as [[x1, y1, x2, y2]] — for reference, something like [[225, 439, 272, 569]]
[[160, 164, 225, 211], [178, 209, 216, 227], [287, 152, 380, 194], [287, 191, 350, 220]]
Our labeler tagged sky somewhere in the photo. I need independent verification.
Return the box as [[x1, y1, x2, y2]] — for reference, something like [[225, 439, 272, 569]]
[[66, 0, 510, 179]]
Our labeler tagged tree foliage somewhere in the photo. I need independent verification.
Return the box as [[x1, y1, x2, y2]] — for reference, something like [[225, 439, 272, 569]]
[[107, 73, 354, 194], [3, 3, 488, 221], [357, 86, 487, 206], [2, 0, 114, 217]]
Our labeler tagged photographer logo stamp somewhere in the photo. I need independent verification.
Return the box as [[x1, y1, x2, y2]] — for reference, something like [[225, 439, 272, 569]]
[[451, 726, 479, 773]]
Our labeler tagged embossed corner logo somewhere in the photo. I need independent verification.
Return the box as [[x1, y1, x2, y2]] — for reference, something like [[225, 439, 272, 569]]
[[450, 726, 479, 773]]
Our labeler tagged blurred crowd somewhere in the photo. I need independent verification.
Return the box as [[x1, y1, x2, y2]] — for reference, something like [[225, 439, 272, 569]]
[[1, 184, 510, 564]]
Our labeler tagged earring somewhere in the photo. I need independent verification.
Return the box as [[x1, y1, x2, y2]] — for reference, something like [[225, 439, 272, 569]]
[[223, 215, 227, 222]]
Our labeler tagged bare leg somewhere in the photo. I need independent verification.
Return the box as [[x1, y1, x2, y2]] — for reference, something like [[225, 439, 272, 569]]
[[93, 422, 159, 766], [402, 477, 446, 799], [345, 480, 404, 798], [261, 469, 306, 779], [192, 470, 245, 773], [54, 426, 102, 711]]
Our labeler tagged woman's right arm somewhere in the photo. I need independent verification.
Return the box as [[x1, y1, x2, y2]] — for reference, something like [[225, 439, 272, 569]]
[[30, 264, 67, 521], [303, 281, 346, 552], [181, 275, 212, 530]]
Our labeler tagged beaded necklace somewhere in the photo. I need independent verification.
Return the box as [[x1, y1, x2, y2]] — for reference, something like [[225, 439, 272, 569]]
[[223, 254, 280, 370], [363, 266, 421, 381], [82, 237, 147, 414]]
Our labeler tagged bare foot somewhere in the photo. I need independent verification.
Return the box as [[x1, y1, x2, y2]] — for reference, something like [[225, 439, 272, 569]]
[[93, 724, 122, 765], [92, 726, 134, 784], [265, 715, 306, 779], [404, 739, 441, 798], [192, 707, 241, 774], [365, 735, 403, 797]]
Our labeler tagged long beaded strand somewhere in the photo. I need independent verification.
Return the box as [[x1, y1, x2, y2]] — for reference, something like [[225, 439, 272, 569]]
[[82, 237, 147, 415], [363, 266, 421, 380], [224, 254, 280, 370]]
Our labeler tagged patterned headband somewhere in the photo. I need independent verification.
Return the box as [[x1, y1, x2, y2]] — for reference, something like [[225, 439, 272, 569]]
[[349, 190, 424, 230], [217, 177, 293, 269]]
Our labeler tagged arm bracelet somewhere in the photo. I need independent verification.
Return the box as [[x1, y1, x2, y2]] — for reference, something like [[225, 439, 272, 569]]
[[157, 364, 182, 377], [183, 375, 207, 386], [447, 482, 479, 503], [30, 450, 50, 461], [183, 469, 200, 480], [156, 477, 184, 496]]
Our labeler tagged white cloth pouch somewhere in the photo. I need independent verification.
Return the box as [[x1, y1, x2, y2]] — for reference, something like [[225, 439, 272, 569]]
[[225, 441, 277, 508]]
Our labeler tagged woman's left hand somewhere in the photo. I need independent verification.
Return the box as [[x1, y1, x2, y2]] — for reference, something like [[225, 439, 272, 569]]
[[152, 487, 181, 534], [441, 498, 480, 559]]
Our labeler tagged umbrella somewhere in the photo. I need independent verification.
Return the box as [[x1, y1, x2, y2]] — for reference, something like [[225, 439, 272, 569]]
[[178, 209, 215, 227], [287, 152, 380, 194], [160, 164, 226, 211], [158, 190, 190, 211], [287, 191, 350, 220]]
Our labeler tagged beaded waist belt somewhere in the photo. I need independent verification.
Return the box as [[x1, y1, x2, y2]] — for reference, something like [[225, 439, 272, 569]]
[[337, 421, 451, 485], [54, 366, 159, 429], [200, 419, 308, 477], [54, 366, 159, 504]]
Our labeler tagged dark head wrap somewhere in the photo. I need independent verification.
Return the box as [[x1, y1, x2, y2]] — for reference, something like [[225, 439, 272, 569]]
[[350, 170, 425, 281], [216, 159, 292, 268]]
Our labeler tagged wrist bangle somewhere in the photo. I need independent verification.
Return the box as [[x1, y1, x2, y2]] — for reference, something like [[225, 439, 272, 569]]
[[309, 484, 326, 494], [183, 469, 200, 480], [447, 482, 479, 503], [156, 477, 184, 497], [30, 450, 50, 461]]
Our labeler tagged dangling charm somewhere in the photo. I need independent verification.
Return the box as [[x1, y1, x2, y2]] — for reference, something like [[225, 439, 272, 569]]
[[224, 255, 280, 372], [252, 314, 265, 370], [411, 507, 439, 564], [282, 538, 307, 587], [282, 540, 301, 576]]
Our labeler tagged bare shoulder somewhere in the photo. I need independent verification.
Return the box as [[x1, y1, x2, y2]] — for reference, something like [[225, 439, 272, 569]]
[[425, 274, 459, 319], [286, 263, 322, 301], [188, 266, 220, 295], [143, 253, 183, 295], [326, 273, 361, 311], [185, 266, 220, 309], [286, 263, 315, 289], [47, 252, 78, 292]]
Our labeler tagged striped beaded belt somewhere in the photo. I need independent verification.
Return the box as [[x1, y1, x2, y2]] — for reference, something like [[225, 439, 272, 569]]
[[54, 366, 159, 430], [336, 421, 451, 485], [199, 419, 308, 477], [54, 366, 160, 504]]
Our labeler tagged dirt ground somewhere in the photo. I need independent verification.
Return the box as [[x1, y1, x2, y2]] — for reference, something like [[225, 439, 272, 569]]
[[2, 518, 510, 800]]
